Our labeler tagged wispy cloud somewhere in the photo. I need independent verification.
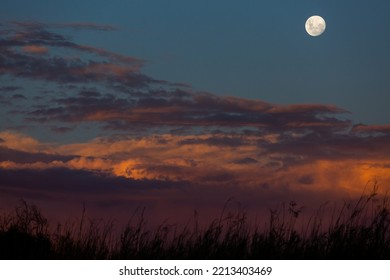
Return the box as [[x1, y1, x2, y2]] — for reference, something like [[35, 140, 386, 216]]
[[9, 21, 118, 31], [0, 22, 154, 88], [352, 124, 390, 134], [21, 44, 48, 54], [26, 89, 351, 135]]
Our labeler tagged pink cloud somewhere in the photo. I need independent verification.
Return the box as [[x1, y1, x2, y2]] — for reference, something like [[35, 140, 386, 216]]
[[22, 45, 48, 55], [352, 124, 390, 134]]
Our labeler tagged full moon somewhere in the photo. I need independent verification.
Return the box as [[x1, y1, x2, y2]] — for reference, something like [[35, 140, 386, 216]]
[[305, 15, 326, 36]]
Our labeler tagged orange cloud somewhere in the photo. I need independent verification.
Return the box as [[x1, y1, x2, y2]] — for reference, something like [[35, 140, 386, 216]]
[[22, 45, 49, 55], [0, 157, 112, 173], [0, 131, 52, 153], [1, 131, 390, 199]]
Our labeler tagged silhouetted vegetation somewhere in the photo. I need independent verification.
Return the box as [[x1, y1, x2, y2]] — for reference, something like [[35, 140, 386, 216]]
[[1, 187, 390, 259]]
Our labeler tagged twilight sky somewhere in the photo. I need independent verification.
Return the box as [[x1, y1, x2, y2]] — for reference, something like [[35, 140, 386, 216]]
[[0, 0, 389, 225]]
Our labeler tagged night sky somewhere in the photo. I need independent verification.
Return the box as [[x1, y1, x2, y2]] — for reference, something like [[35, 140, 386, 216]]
[[0, 0, 390, 225]]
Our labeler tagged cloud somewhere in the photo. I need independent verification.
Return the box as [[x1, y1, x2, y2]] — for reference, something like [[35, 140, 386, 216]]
[[0, 86, 22, 92], [0, 131, 52, 152], [352, 124, 390, 135], [50, 126, 74, 133], [0, 51, 150, 88], [0, 22, 154, 89], [0, 146, 74, 164], [53, 22, 118, 31], [9, 21, 117, 31], [11, 94, 27, 100], [0, 167, 180, 195], [232, 157, 259, 165], [22, 45, 48, 54], [25, 88, 351, 136], [1, 130, 389, 195], [266, 131, 390, 164], [267, 104, 347, 114]]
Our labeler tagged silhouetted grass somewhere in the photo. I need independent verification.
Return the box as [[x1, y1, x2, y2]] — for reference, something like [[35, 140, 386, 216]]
[[1, 186, 390, 259]]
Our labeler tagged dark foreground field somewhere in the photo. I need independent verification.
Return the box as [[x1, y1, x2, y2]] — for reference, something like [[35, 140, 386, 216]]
[[1, 189, 390, 259]]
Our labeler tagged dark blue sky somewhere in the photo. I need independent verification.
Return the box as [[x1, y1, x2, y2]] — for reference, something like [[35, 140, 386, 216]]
[[1, 0, 389, 124]]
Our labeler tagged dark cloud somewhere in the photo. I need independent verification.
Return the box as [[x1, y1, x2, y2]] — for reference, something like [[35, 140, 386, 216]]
[[26, 88, 351, 136], [0, 167, 188, 194], [0, 86, 22, 92], [53, 22, 118, 31], [27, 93, 133, 122], [0, 22, 156, 89], [0, 50, 152, 88], [367, 163, 390, 169], [0, 146, 74, 164], [298, 175, 315, 185], [78, 90, 101, 98], [232, 157, 259, 165], [265, 131, 390, 166], [50, 126, 74, 133], [9, 21, 117, 31], [352, 124, 390, 135], [178, 136, 248, 147], [11, 94, 27, 100]]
